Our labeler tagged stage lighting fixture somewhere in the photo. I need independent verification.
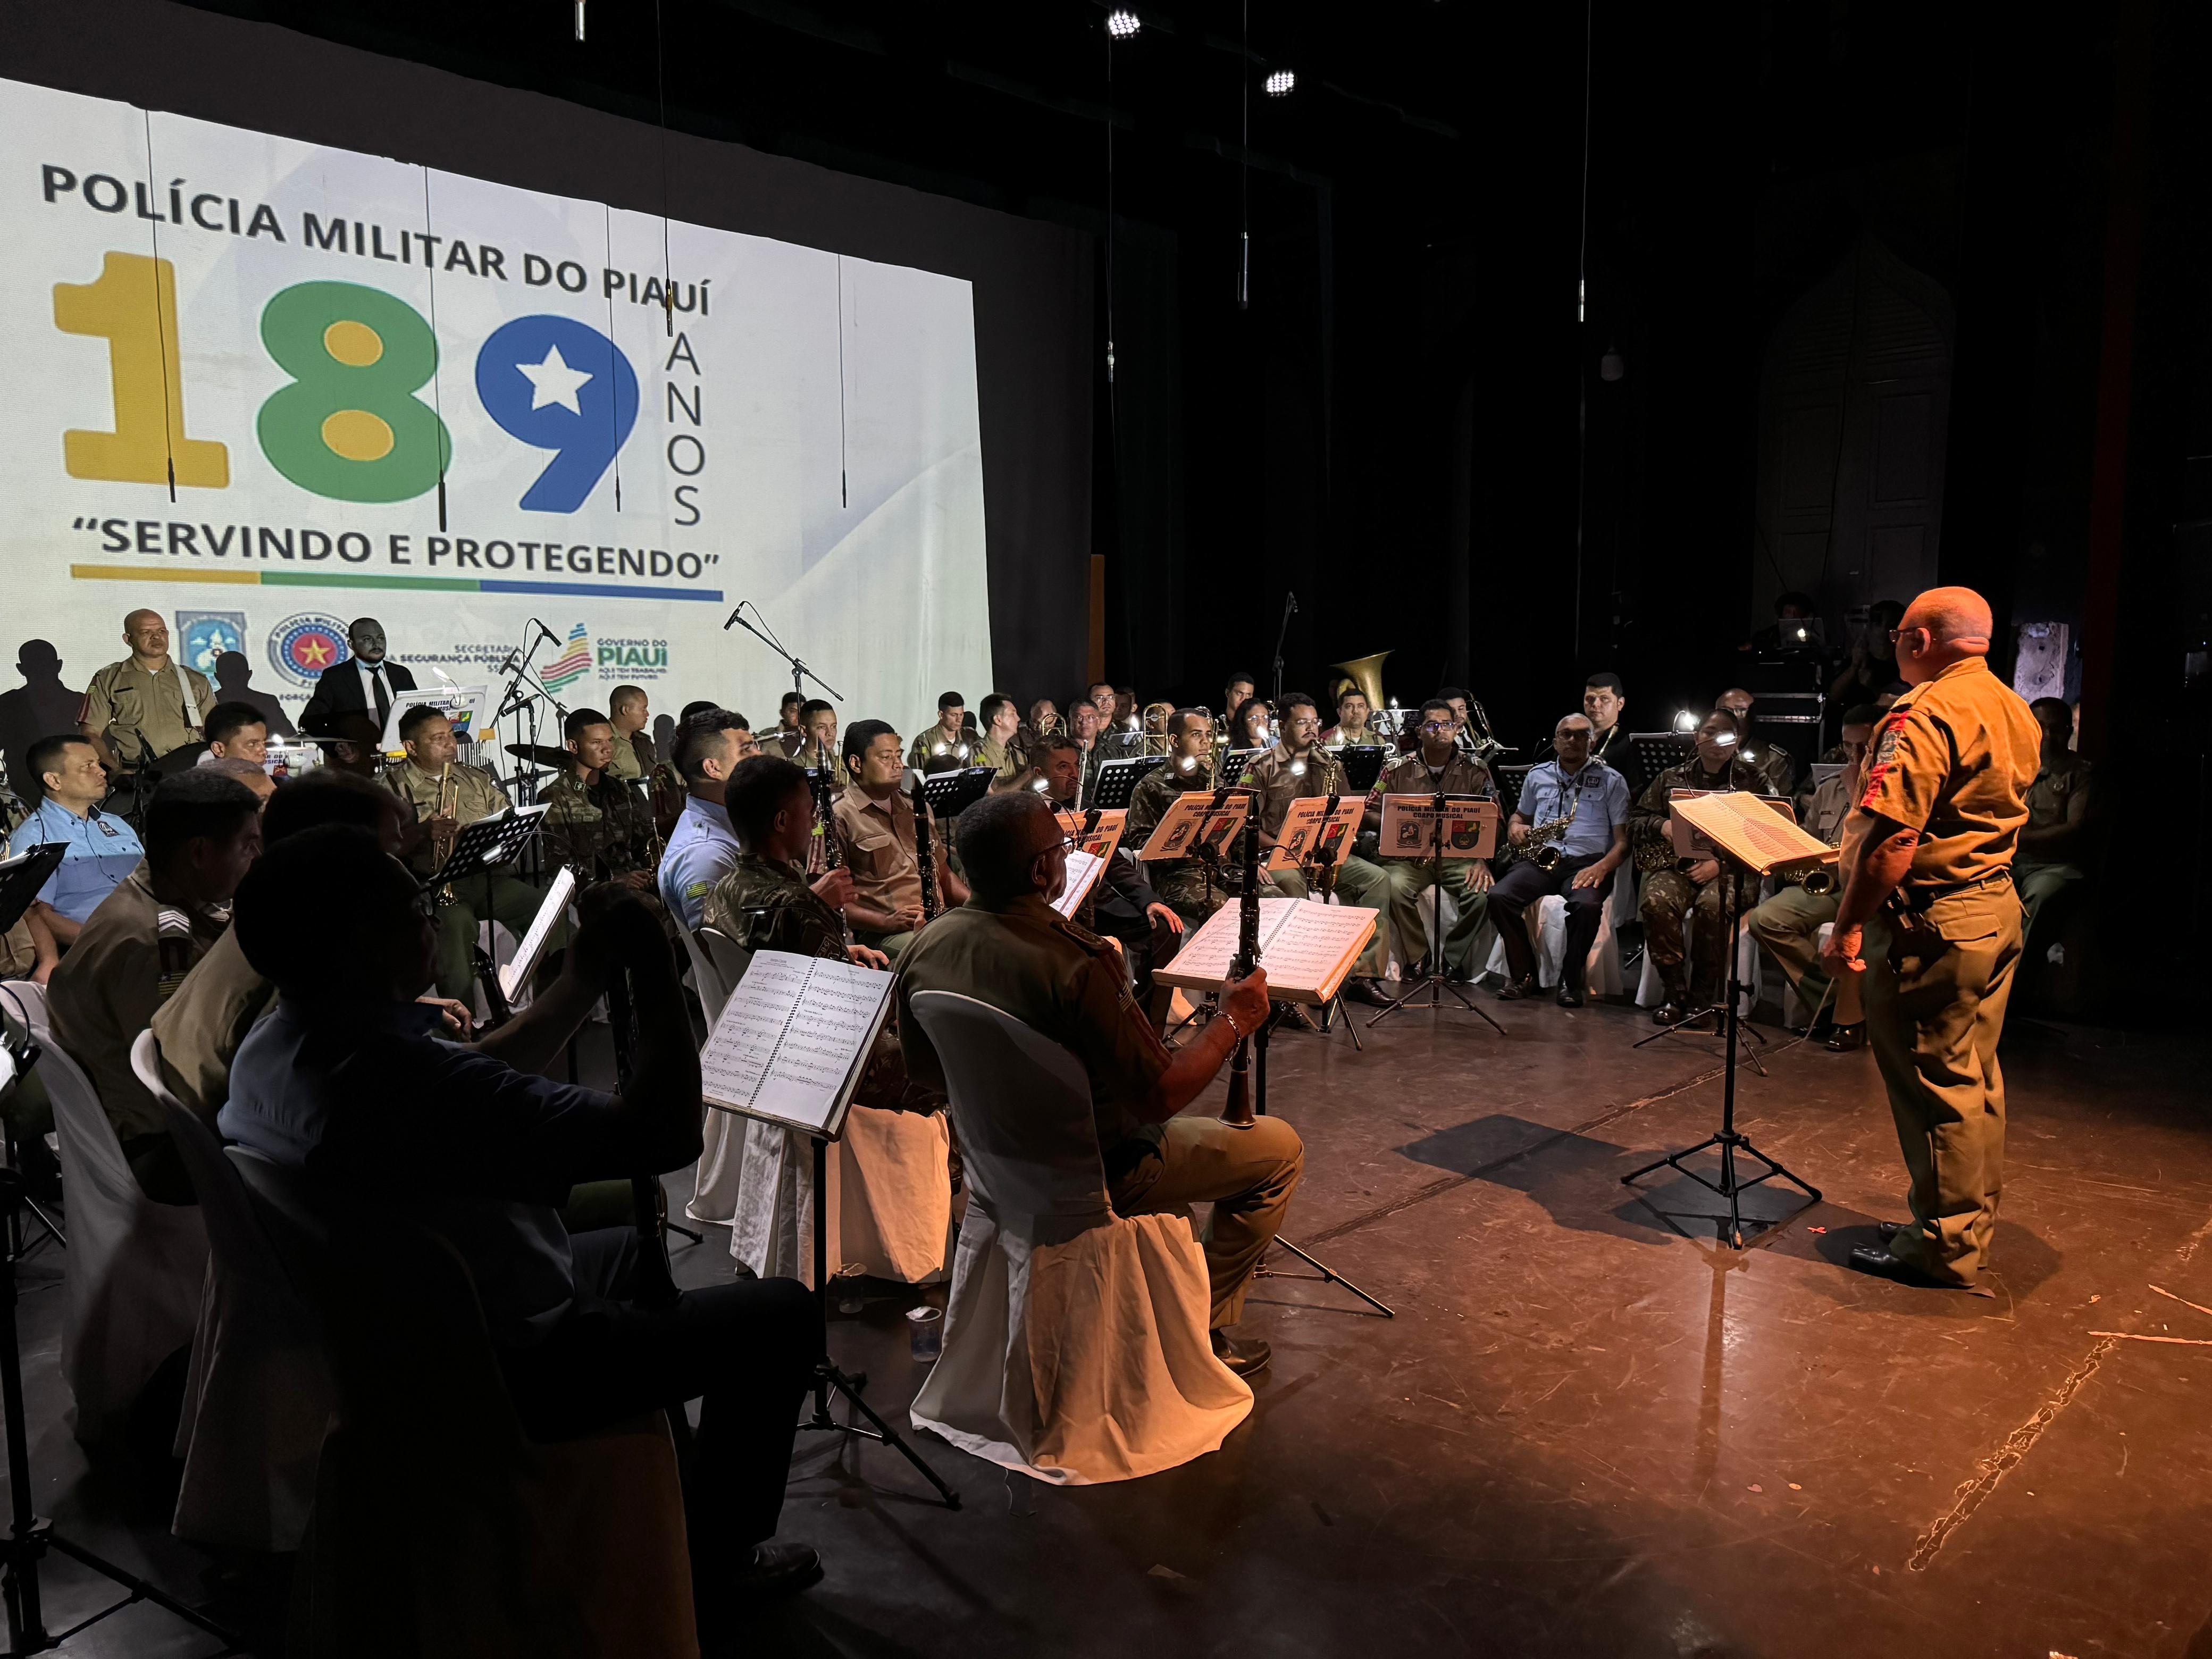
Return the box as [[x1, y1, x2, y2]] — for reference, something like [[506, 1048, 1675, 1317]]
[[1600, 343, 1624, 381], [1672, 710, 1697, 733], [1107, 9, 1142, 39], [1265, 69, 1296, 96]]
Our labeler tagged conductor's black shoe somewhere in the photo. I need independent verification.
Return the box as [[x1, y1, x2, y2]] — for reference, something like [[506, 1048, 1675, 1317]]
[[1650, 1001, 1689, 1027], [727, 1542, 824, 1600], [1556, 983, 1585, 1008], [1211, 1330, 1272, 1376], [1497, 973, 1539, 1001], [1847, 1246, 1993, 1296], [1824, 1021, 1865, 1052], [1876, 1220, 1910, 1243], [1344, 977, 1394, 1007]]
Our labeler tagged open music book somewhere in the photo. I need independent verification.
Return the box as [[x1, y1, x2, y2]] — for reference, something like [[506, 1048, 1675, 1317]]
[[1051, 849, 1105, 917], [1153, 897, 1379, 1005], [698, 950, 895, 1139], [497, 866, 576, 1001], [1672, 791, 1836, 876]]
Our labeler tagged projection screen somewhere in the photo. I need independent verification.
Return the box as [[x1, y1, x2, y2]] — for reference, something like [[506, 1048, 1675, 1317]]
[[0, 73, 991, 748]]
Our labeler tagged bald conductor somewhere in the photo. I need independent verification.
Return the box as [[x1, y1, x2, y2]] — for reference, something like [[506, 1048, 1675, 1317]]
[[1821, 586, 2038, 1294]]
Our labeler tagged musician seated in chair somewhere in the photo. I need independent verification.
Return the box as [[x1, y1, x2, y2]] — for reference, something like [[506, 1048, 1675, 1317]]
[[17, 733, 143, 946], [1366, 699, 1495, 984], [197, 701, 270, 766], [388, 705, 553, 1002], [1746, 707, 1875, 1051], [833, 720, 966, 962], [894, 790, 1297, 1378], [706, 756, 940, 1113], [1236, 692, 1394, 1006], [656, 708, 755, 931], [1321, 685, 1380, 749], [2017, 696, 2093, 955], [1489, 713, 1630, 1007], [1125, 707, 1281, 932], [1030, 734, 1185, 1019], [1631, 709, 1771, 1026], [221, 833, 826, 1616], [537, 708, 659, 888]]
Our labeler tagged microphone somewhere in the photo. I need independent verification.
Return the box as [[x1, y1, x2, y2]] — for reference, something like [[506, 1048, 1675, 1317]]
[[723, 601, 748, 631], [532, 618, 562, 648], [1286, 591, 1299, 615]]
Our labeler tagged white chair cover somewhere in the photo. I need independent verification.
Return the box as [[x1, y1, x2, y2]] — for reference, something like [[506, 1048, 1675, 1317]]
[[676, 927, 739, 1227], [710, 930, 954, 1284], [38, 1021, 207, 1444], [1482, 867, 1626, 995], [904, 990, 1251, 1485], [132, 1031, 333, 1550]]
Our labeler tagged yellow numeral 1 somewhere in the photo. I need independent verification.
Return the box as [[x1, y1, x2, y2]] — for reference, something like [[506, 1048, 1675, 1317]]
[[54, 251, 229, 488]]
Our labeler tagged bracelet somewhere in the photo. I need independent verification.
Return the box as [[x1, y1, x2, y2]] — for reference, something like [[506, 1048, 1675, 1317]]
[[1221, 1006, 1247, 1041]]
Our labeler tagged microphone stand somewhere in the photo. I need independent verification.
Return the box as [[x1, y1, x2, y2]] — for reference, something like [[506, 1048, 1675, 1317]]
[[726, 602, 844, 712], [1270, 591, 1297, 709]]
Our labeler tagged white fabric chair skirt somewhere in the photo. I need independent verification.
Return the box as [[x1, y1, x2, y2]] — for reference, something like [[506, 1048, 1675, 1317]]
[[1633, 886, 1765, 1013], [32, 1008, 208, 1443], [904, 990, 1250, 1486], [676, 925, 742, 1228], [728, 1109, 956, 1285]]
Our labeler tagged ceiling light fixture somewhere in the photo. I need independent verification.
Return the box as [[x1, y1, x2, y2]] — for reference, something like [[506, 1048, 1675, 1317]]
[[1106, 9, 1141, 40], [1264, 69, 1296, 96]]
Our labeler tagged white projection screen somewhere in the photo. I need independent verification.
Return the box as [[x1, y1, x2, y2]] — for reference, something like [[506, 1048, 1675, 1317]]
[[0, 74, 991, 747]]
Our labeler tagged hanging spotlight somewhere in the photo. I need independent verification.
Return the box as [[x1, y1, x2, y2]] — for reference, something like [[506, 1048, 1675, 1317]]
[[1264, 68, 1296, 97], [1107, 9, 1142, 39]]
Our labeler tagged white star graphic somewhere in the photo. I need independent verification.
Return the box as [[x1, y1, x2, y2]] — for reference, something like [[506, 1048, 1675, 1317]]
[[516, 343, 593, 414]]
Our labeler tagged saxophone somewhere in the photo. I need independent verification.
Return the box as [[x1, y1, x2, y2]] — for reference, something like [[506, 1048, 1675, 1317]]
[[1518, 776, 1579, 873], [430, 763, 460, 907]]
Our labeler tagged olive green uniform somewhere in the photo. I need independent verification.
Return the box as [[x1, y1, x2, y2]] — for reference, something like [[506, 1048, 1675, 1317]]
[[1125, 762, 1280, 927], [907, 727, 976, 773], [2017, 750, 2091, 944], [82, 658, 215, 767], [1851, 656, 2039, 1285], [1631, 756, 1770, 1002], [537, 767, 658, 882], [1237, 743, 1390, 979], [389, 759, 550, 1001], [1371, 750, 1495, 978], [894, 894, 1302, 1327]]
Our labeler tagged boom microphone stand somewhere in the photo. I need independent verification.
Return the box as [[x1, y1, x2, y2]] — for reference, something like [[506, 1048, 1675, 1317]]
[[1269, 591, 1297, 709], [1621, 845, 1820, 1249], [0, 1027, 244, 1656], [724, 602, 843, 712]]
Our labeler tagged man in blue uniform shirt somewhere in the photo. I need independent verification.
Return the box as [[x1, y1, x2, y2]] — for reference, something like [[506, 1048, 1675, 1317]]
[[655, 708, 755, 930], [1488, 713, 1631, 1007], [16, 733, 143, 947]]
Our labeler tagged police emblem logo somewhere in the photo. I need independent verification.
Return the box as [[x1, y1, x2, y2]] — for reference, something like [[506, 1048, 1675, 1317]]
[[267, 614, 352, 688], [174, 610, 247, 677]]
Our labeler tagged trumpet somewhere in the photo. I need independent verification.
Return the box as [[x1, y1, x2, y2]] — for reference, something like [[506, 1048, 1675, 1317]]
[[430, 763, 460, 907]]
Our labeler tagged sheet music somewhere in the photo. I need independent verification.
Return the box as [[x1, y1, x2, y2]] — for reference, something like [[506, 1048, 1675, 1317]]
[[1052, 849, 1105, 917], [699, 950, 894, 1137], [1673, 790, 1835, 875], [498, 866, 576, 1001], [1154, 898, 1378, 1003]]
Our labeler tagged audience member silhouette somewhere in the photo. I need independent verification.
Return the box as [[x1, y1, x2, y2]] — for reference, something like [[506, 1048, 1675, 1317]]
[[0, 641, 86, 804]]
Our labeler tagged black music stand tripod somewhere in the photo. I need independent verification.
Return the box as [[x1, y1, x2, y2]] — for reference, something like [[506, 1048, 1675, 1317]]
[[1621, 844, 1820, 1249], [1631, 856, 1771, 1077], [1368, 792, 1504, 1034]]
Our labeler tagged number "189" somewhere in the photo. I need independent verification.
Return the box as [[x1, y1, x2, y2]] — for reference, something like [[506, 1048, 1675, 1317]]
[[55, 251, 640, 513]]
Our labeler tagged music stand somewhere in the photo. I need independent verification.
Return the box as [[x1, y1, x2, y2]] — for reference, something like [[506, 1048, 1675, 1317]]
[[0, 847, 67, 1258], [916, 765, 995, 821], [425, 805, 549, 1023], [1366, 795, 1505, 1034], [1624, 733, 1696, 799], [1621, 793, 1825, 1248], [1090, 754, 1165, 810], [1334, 744, 1388, 792]]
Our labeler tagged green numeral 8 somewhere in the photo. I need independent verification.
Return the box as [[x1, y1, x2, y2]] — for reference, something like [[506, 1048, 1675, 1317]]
[[257, 281, 450, 502]]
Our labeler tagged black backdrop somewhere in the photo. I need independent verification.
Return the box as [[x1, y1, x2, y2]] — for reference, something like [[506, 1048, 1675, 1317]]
[[0, 0, 1095, 705]]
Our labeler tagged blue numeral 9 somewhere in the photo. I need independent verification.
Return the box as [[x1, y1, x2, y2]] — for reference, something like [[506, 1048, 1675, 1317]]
[[474, 315, 639, 512]]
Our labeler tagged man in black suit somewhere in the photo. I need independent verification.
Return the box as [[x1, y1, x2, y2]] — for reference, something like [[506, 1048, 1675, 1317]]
[[299, 617, 417, 740]]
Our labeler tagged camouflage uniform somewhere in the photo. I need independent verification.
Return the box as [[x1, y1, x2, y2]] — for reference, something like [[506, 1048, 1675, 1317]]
[[1630, 756, 1769, 1004], [537, 767, 659, 882], [702, 852, 937, 1115], [1237, 742, 1392, 977], [1125, 763, 1280, 928]]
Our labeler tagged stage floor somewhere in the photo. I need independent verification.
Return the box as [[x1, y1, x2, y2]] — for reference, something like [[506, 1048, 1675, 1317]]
[[10, 996, 2211, 1657]]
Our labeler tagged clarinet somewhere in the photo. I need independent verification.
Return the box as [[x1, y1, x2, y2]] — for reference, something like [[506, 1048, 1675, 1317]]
[[1221, 805, 1261, 1128], [912, 774, 939, 923], [811, 741, 840, 875]]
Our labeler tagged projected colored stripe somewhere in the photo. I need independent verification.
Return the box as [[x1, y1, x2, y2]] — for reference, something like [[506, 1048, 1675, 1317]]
[[68, 563, 723, 603]]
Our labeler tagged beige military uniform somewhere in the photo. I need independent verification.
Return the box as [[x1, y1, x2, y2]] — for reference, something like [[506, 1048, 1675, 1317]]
[[149, 926, 273, 1119], [1371, 750, 1495, 979], [386, 760, 511, 877], [832, 784, 946, 960], [1235, 742, 1390, 976], [894, 894, 1302, 1326], [82, 658, 215, 766], [1850, 656, 2039, 1285], [975, 734, 1024, 785], [605, 729, 646, 781], [1745, 769, 1861, 1023]]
